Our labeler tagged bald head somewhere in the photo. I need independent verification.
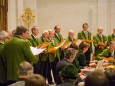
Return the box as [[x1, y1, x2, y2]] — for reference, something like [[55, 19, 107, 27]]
[[98, 26, 103, 30], [98, 27, 103, 35], [48, 29, 53, 32], [68, 30, 74, 39], [19, 61, 33, 76], [68, 30, 74, 33]]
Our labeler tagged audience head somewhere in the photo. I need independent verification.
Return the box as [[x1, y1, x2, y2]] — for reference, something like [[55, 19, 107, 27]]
[[31, 26, 39, 36], [85, 70, 109, 86], [104, 68, 115, 86], [97, 27, 103, 35], [79, 42, 89, 53], [0, 30, 9, 42], [18, 61, 33, 78], [59, 64, 78, 84], [70, 43, 79, 50], [82, 23, 89, 31], [68, 30, 74, 39], [25, 74, 48, 86], [42, 30, 49, 39], [15, 26, 29, 40], [54, 25, 61, 34], [65, 48, 77, 62]]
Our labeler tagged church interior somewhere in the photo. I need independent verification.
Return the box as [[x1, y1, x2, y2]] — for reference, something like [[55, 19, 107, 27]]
[[0, 0, 115, 86]]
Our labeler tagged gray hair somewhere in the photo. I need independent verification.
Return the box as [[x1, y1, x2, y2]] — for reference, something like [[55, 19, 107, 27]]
[[68, 30, 74, 33], [31, 26, 38, 33], [0, 30, 8, 39], [65, 48, 76, 59], [42, 30, 48, 35], [48, 29, 53, 32], [19, 61, 33, 76], [98, 26, 103, 30], [25, 74, 47, 86]]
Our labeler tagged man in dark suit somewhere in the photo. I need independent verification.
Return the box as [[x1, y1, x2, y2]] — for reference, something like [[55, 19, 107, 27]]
[[56, 48, 77, 85], [2, 26, 38, 85]]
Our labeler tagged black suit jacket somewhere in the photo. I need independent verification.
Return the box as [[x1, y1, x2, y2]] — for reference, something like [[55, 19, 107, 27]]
[[56, 59, 70, 85]]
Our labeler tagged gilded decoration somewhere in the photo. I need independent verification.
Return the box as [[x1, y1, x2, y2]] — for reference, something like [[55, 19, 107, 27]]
[[22, 8, 35, 29]]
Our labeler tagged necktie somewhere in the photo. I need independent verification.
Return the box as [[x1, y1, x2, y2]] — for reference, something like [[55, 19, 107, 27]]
[[114, 34, 115, 39], [85, 32, 88, 39], [51, 39, 55, 46], [35, 37, 38, 41], [111, 51, 114, 57], [43, 38, 46, 42], [57, 34, 60, 40], [100, 35, 103, 43]]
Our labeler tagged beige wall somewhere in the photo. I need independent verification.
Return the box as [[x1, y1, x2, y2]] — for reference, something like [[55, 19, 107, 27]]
[[8, 0, 115, 38]]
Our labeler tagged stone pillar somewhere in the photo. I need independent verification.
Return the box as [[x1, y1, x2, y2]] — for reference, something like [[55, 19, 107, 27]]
[[8, 0, 17, 31], [111, 0, 115, 30], [97, 0, 111, 34]]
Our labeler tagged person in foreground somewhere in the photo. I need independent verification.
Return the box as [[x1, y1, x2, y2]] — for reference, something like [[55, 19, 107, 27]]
[[104, 68, 115, 86], [0, 30, 9, 86], [85, 70, 109, 86], [9, 61, 34, 86], [25, 74, 48, 86], [58, 64, 79, 86], [2, 26, 38, 85], [56, 48, 77, 85]]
